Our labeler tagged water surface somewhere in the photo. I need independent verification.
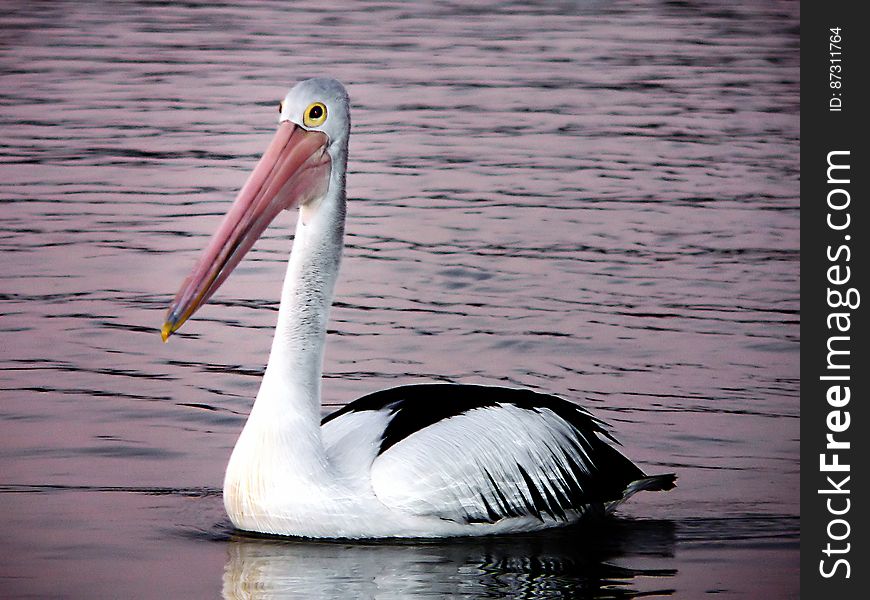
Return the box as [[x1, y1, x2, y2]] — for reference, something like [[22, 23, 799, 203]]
[[0, 0, 799, 597]]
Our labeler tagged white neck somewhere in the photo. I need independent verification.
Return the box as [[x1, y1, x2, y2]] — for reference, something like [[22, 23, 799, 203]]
[[223, 146, 349, 531], [241, 153, 347, 468]]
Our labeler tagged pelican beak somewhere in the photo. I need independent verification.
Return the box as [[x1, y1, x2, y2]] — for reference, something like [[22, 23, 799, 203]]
[[162, 121, 331, 341]]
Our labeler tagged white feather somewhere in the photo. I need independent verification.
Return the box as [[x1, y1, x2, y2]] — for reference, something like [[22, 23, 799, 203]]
[[370, 404, 595, 524]]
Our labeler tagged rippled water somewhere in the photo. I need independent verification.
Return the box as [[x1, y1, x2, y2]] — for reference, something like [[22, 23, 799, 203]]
[[0, 0, 799, 597]]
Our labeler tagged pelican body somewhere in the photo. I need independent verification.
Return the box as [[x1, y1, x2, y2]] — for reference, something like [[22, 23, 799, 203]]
[[163, 78, 675, 538]]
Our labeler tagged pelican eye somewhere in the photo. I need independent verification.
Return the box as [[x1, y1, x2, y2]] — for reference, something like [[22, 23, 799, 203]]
[[303, 102, 327, 127], [278, 100, 284, 114]]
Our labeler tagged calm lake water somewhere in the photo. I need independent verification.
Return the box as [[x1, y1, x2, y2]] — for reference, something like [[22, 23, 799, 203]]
[[0, 0, 799, 597]]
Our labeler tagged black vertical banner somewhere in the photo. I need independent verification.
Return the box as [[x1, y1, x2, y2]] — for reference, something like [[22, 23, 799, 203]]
[[802, 2, 870, 596]]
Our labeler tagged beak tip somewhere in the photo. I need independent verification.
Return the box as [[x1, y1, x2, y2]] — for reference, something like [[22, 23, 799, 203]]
[[161, 322, 173, 343]]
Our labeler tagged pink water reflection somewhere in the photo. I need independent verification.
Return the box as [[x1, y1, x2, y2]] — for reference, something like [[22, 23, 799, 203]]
[[0, 0, 798, 597]]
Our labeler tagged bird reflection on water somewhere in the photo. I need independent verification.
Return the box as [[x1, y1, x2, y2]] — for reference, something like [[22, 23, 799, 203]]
[[221, 518, 676, 599]]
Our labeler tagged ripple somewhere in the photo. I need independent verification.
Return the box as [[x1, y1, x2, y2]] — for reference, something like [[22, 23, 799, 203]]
[[0, 0, 798, 597]]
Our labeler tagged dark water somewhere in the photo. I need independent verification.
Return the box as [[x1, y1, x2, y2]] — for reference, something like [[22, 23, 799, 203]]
[[0, 0, 799, 597]]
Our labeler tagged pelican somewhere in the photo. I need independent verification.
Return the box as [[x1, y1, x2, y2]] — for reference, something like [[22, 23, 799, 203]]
[[162, 78, 675, 538]]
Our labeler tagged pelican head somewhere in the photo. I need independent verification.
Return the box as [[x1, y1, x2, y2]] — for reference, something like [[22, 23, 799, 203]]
[[162, 78, 351, 341], [279, 78, 350, 161]]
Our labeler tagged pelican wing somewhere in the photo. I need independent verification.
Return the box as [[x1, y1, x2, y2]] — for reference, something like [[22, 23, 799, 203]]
[[326, 384, 671, 525]]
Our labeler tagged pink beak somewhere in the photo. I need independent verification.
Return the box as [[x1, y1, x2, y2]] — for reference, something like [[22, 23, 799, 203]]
[[162, 121, 331, 341]]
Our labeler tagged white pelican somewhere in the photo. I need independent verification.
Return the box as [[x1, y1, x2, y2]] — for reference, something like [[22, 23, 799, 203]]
[[162, 78, 675, 538]]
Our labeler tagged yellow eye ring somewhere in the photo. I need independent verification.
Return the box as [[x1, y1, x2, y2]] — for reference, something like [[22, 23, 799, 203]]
[[303, 102, 327, 127]]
